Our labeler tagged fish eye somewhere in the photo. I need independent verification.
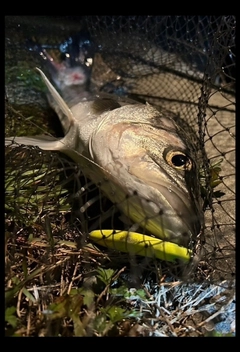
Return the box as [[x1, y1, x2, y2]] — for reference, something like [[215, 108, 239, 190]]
[[164, 149, 193, 171]]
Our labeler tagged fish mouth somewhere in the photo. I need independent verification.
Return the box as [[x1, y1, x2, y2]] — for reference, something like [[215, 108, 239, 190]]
[[119, 181, 204, 247]]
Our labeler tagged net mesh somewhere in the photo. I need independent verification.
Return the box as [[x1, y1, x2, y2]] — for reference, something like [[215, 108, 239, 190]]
[[5, 16, 235, 336]]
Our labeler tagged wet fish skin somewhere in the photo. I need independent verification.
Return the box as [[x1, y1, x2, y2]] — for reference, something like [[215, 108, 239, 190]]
[[5, 67, 204, 247]]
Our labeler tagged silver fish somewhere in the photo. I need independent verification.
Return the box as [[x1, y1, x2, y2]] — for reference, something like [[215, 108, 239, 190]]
[[5, 64, 204, 248]]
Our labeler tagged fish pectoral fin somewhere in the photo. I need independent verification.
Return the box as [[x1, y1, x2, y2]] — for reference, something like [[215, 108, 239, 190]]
[[36, 67, 74, 132], [5, 135, 66, 151]]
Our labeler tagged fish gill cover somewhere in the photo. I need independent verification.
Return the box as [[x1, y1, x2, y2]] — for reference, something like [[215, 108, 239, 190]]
[[5, 16, 235, 337]]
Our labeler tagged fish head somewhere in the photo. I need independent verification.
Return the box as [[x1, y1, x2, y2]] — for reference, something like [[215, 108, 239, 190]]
[[89, 104, 204, 247]]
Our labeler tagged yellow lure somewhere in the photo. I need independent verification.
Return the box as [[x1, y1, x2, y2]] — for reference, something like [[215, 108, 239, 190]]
[[89, 230, 192, 263]]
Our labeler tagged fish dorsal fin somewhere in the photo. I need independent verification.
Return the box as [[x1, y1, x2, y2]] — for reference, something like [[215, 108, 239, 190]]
[[91, 97, 121, 114], [36, 67, 74, 132]]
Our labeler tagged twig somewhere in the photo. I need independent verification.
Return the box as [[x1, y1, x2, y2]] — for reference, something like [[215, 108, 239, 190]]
[[198, 298, 234, 328], [26, 310, 31, 337], [17, 288, 23, 318], [67, 261, 79, 294]]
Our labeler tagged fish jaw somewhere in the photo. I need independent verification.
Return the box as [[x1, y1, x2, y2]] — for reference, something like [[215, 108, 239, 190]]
[[126, 157, 204, 246], [124, 182, 203, 247]]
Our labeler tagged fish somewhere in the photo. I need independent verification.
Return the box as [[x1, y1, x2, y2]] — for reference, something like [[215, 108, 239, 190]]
[[26, 36, 94, 107], [5, 53, 204, 249]]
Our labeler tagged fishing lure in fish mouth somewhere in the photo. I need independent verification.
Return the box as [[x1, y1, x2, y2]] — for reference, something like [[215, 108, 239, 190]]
[[5, 62, 204, 262], [89, 230, 192, 263]]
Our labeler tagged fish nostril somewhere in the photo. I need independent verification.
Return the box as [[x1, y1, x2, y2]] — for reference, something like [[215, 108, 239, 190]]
[[159, 209, 164, 216]]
